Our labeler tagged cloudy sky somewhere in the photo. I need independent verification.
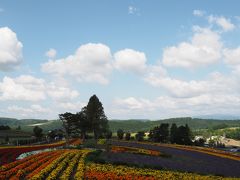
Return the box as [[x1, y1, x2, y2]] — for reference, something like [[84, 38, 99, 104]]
[[0, 1, 240, 120]]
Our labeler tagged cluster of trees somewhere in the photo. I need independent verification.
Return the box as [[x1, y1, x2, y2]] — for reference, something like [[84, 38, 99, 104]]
[[47, 129, 64, 140], [33, 126, 43, 140], [116, 123, 193, 145], [116, 129, 145, 141], [59, 95, 109, 143], [149, 123, 193, 145], [0, 125, 11, 130]]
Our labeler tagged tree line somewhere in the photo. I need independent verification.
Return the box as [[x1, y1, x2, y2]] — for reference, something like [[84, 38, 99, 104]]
[[59, 95, 109, 144], [116, 123, 194, 145], [58, 94, 203, 146]]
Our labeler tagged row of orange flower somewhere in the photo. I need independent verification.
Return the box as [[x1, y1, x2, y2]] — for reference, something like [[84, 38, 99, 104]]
[[0, 138, 82, 165], [0, 149, 92, 179], [0, 151, 62, 179], [111, 146, 161, 156], [115, 140, 240, 162], [138, 141, 240, 161]]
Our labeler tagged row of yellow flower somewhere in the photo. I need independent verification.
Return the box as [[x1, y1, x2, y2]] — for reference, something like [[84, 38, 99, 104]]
[[137, 141, 240, 161], [85, 163, 236, 180], [0, 138, 82, 149], [111, 145, 161, 156], [115, 140, 240, 162], [0, 151, 56, 179], [28, 149, 91, 180], [46, 152, 76, 180], [74, 149, 92, 180], [59, 153, 82, 180], [29, 150, 70, 180]]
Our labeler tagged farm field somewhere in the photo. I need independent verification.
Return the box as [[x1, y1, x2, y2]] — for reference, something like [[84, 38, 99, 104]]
[[0, 139, 80, 165], [0, 139, 239, 179]]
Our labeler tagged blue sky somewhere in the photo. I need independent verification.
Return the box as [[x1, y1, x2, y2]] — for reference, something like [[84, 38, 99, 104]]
[[0, 0, 240, 120]]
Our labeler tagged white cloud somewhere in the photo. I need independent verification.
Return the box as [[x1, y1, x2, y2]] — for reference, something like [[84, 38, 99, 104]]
[[7, 105, 50, 118], [47, 83, 79, 101], [58, 102, 86, 112], [208, 15, 235, 32], [42, 43, 113, 84], [0, 75, 79, 102], [114, 97, 153, 110], [114, 49, 147, 74], [0, 27, 23, 71], [45, 48, 57, 59], [145, 62, 238, 98], [112, 93, 240, 119], [128, 6, 137, 14], [193, 10, 205, 17], [0, 75, 46, 101], [223, 47, 240, 66], [162, 28, 222, 69]]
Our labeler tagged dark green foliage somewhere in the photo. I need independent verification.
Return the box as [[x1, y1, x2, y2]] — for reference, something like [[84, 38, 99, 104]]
[[175, 124, 192, 145], [16, 125, 21, 130], [208, 139, 225, 148], [82, 139, 97, 148], [59, 112, 76, 144], [149, 123, 193, 145], [1, 117, 240, 134], [5, 135, 9, 143], [117, 129, 124, 140], [47, 129, 64, 140], [135, 131, 145, 141], [85, 150, 105, 164], [149, 123, 169, 143], [0, 125, 11, 130], [105, 130, 112, 139], [170, 123, 178, 143], [211, 123, 228, 130], [226, 128, 240, 140], [125, 132, 131, 141], [108, 118, 240, 133], [86, 95, 109, 139], [194, 138, 205, 146], [75, 107, 91, 141], [33, 126, 43, 139]]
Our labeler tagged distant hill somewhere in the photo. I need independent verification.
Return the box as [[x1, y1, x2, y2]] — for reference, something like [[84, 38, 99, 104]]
[[1, 117, 240, 133], [194, 114, 240, 120], [109, 117, 240, 132], [0, 117, 78, 133]]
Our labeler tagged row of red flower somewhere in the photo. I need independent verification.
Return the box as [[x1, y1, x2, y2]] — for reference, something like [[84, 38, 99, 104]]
[[0, 139, 80, 165]]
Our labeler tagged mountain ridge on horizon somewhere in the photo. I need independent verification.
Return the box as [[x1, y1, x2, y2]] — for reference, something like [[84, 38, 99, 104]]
[[1, 116, 240, 133]]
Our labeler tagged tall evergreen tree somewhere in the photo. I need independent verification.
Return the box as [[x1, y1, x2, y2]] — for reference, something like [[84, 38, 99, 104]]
[[86, 95, 109, 139], [170, 123, 178, 144], [33, 126, 43, 140], [175, 124, 192, 145], [59, 112, 76, 146], [149, 123, 169, 143], [75, 107, 91, 141], [117, 129, 124, 140]]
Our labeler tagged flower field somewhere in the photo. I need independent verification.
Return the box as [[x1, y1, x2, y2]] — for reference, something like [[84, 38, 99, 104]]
[[0, 139, 81, 165], [137, 141, 240, 161], [1, 148, 238, 180], [111, 145, 161, 156], [0, 140, 239, 179], [110, 140, 240, 177], [0, 149, 91, 180], [84, 163, 231, 180]]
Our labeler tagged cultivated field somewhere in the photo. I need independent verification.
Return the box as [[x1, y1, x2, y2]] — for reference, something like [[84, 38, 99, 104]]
[[0, 139, 239, 179]]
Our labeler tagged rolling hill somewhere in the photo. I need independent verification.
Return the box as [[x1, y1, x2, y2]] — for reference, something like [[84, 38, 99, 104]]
[[1, 117, 240, 133]]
